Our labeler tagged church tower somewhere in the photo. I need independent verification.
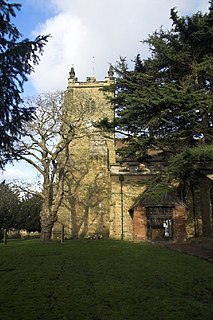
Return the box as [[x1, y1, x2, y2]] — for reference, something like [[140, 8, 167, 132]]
[[55, 66, 115, 238]]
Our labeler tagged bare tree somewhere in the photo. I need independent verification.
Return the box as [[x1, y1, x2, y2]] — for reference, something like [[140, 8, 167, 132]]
[[16, 91, 89, 241]]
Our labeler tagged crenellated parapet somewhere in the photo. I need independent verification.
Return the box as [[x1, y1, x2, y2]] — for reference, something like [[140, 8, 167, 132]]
[[67, 65, 115, 89]]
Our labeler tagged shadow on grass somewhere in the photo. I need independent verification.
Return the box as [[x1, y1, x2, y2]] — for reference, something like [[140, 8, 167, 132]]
[[0, 240, 212, 320]]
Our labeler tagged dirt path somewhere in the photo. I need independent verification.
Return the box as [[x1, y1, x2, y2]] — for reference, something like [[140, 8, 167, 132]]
[[155, 238, 213, 263]]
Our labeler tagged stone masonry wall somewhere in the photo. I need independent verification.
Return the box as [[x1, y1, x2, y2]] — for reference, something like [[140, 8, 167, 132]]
[[110, 174, 147, 240], [55, 75, 115, 239]]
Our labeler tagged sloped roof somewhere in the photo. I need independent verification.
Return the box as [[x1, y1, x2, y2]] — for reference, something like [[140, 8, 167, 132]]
[[130, 191, 180, 209]]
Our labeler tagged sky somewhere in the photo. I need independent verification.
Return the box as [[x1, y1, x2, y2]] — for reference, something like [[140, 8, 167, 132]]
[[1, 0, 210, 182]]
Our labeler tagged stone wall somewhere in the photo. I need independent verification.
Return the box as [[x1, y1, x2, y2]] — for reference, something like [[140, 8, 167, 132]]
[[109, 173, 147, 240], [54, 73, 115, 239], [54, 70, 190, 242]]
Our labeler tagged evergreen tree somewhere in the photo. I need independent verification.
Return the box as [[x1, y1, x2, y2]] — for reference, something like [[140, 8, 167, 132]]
[[0, 181, 20, 229], [0, 1, 49, 168], [109, 2, 213, 235], [113, 3, 213, 169], [0, 182, 41, 235], [18, 194, 41, 232]]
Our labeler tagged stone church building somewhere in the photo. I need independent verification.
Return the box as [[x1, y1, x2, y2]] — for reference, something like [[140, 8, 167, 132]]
[[53, 67, 213, 242]]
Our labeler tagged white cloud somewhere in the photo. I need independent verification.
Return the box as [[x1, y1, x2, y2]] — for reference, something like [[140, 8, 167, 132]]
[[31, 13, 89, 92], [30, 0, 209, 92], [0, 162, 39, 183]]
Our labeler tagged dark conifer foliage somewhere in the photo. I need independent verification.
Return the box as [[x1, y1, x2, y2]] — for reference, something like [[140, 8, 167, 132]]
[[0, 181, 19, 229], [112, 2, 213, 179], [0, 1, 49, 168], [0, 181, 41, 232]]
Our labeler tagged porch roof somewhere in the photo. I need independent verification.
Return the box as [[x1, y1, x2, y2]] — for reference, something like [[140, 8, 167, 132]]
[[130, 191, 180, 210]]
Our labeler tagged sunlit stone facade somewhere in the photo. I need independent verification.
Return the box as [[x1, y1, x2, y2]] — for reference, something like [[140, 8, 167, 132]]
[[54, 68, 188, 242]]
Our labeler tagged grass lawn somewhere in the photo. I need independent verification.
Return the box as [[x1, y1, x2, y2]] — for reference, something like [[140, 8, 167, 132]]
[[0, 240, 212, 320]]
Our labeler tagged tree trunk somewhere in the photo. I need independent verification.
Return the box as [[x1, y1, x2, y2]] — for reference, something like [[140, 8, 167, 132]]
[[199, 179, 212, 237], [40, 208, 55, 241], [3, 229, 7, 245], [40, 227, 53, 241], [40, 182, 64, 241], [190, 186, 198, 238]]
